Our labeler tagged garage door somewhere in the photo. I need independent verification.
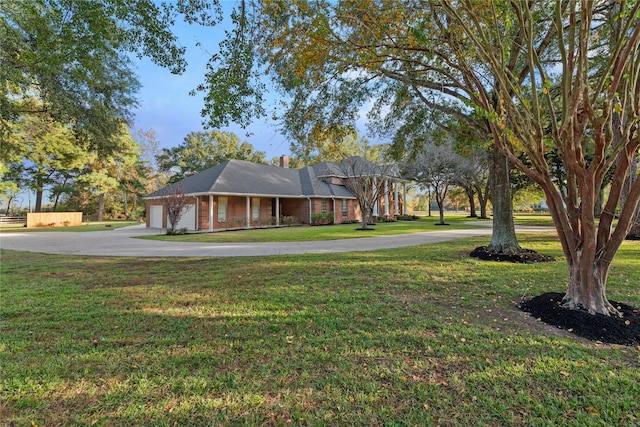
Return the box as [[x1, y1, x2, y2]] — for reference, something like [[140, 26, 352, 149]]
[[171, 204, 196, 231], [149, 205, 163, 228]]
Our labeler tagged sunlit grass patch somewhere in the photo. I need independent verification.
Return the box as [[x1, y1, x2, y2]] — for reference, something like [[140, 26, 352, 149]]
[[1, 234, 638, 425]]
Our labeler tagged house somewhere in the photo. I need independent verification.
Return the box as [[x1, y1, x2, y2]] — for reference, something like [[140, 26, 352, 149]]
[[144, 156, 409, 231]]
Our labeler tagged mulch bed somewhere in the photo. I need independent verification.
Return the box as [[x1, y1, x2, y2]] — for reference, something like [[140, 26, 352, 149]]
[[470, 246, 555, 263], [520, 292, 640, 346]]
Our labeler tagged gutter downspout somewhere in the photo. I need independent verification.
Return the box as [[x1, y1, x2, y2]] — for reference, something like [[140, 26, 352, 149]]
[[306, 197, 312, 225]]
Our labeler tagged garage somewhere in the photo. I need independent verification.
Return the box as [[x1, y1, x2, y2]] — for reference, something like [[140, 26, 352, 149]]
[[171, 204, 196, 231], [149, 205, 163, 229]]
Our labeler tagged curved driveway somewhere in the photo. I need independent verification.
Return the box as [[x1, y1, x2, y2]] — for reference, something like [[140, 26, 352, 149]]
[[0, 224, 554, 257]]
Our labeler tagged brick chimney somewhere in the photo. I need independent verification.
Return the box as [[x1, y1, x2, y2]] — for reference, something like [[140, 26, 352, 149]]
[[279, 155, 289, 168]]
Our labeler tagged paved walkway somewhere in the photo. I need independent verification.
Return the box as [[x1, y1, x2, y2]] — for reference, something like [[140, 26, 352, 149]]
[[0, 224, 555, 258]]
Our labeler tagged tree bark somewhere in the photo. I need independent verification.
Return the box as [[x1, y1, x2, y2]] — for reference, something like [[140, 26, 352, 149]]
[[465, 186, 477, 217], [563, 256, 618, 316], [476, 181, 489, 219], [487, 147, 521, 253], [35, 188, 43, 212], [97, 193, 105, 221]]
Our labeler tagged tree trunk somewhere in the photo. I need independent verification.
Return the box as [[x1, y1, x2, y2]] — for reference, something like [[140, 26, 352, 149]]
[[97, 193, 105, 221], [435, 184, 448, 224], [5, 197, 13, 215], [35, 188, 43, 212], [123, 190, 129, 219], [130, 194, 138, 220], [52, 193, 60, 211], [563, 253, 619, 316], [465, 186, 477, 217], [487, 147, 521, 253]]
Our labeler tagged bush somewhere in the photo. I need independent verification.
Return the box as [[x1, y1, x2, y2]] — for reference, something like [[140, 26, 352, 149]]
[[166, 227, 187, 235], [396, 214, 420, 221], [281, 215, 299, 226], [311, 212, 334, 225]]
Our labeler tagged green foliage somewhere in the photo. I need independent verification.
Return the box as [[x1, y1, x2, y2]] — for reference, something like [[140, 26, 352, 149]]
[[1, 0, 224, 150], [195, 3, 266, 129], [157, 130, 267, 183], [311, 212, 334, 225], [166, 227, 187, 235]]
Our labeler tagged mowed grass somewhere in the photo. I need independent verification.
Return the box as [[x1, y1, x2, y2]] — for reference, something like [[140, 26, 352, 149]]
[[0, 220, 139, 233], [141, 215, 492, 243], [1, 234, 639, 426]]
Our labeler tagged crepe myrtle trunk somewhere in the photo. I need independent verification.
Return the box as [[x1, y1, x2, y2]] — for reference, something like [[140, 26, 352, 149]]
[[487, 147, 521, 254], [563, 253, 618, 316], [544, 183, 620, 316]]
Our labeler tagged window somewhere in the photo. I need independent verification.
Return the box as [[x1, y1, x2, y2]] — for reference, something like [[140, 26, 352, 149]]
[[218, 196, 227, 222], [342, 199, 348, 217], [252, 197, 260, 221], [321, 198, 327, 213]]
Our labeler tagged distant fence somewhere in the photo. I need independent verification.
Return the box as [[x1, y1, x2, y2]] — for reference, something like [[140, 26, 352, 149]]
[[26, 212, 82, 228], [0, 216, 27, 225]]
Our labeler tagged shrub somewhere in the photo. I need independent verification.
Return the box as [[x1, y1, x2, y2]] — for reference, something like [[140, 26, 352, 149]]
[[311, 212, 334, 225], [281, 215, 299, 226], [396, 214, 420, 221], [166, 227, 187, 235]]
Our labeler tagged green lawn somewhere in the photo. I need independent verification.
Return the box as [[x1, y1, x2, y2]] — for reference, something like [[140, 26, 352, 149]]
[[142, 215, 492, 243], [1, 233, 638, 425], [0, 220, 139, 232]]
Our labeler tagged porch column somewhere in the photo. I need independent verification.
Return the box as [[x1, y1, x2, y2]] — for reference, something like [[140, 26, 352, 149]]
[[208, 194, 214, 232], [373, 178, 379, 217], [275, 197, 280, 226], [384, 179, 390, 217], [246, 196, 250, 229], [403, 183, 407, 215], [394, 182, 399, 216]]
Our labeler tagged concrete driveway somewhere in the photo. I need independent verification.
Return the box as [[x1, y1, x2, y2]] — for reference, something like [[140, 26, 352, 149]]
[[0, 224, 553, 257]]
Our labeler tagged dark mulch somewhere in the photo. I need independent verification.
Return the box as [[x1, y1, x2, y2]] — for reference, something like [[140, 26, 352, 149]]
[[519, 292, 640, 346], [469, 246, 555, 263]]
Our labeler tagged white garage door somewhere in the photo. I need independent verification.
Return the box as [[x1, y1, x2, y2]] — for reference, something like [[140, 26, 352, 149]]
[[149, 205, 163, 228], [171, 204, 196, 231]]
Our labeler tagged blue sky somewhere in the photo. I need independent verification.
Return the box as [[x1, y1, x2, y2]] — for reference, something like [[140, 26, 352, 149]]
[[130, 5, 292, 160]]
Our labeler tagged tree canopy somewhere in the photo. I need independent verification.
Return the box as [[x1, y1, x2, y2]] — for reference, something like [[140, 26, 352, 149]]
[[215, 0, 640, 316], [0, 0, 221, 151]]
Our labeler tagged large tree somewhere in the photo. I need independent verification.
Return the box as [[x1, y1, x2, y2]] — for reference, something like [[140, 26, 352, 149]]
[[422, 1, 639, 316], [229, 1, 640, 315], [233, 0, 525, 254], [1, 0, 221, 151], [402, 136, 470, 225], [3, 111, 88, 212]]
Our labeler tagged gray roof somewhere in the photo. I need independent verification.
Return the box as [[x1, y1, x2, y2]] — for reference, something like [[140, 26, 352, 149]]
[[314, 157, 406, 180], [146, 159, 356, 199]]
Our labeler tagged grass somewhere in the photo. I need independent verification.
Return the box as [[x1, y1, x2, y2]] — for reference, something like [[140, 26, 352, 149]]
[[1, 233, 639, 425], [141, 215, 491, 243], [0, 220, 139, 232]]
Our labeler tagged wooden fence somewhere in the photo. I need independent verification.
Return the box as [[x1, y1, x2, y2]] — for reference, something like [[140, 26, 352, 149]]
[[0, 216, 27, 225], [26, 212, 82, 228]]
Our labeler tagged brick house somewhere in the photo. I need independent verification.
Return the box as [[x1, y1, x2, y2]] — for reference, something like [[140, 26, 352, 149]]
[[144, 156, 408, 231]]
